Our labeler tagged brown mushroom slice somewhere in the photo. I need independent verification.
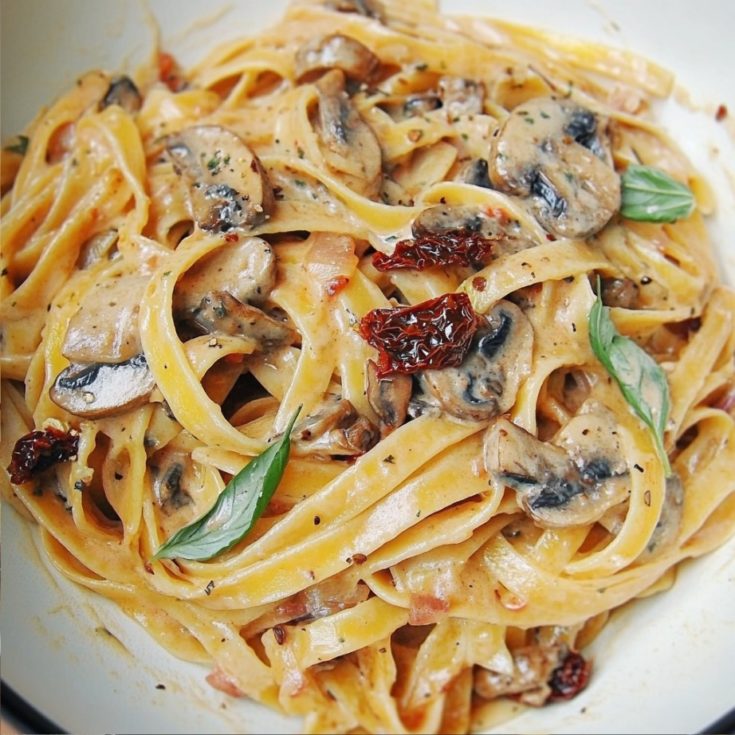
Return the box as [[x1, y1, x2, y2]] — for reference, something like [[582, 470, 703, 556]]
[[422, 300, 533, 422], [149, 446, 194, 514], [489, 96, 620, 239], [403, 92, 441, 118], [100, 76, 142, 114], [637, 473, 684, 562], [438, 76, 485, 117], [411, 203, 535, 258], [173, 236, 275, 314], [62, 274, 148, 364], [191, 290, 296, 351], [292, 397, 379, 457], [314, 70, 382, 198], [295, 34, 380, 83], [325, 0, 384, 19], [50, 354, 156, 419], [165, 125, 274, 232], [77, 229, 119, 269], [600, 276, 640, 309], [457, 158, 492, 189], [475, 643, 567, 706], [484, 413, 629, 527], [366, 359, 412, 435]]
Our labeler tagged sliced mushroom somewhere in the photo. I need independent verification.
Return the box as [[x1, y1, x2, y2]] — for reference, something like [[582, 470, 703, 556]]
[[411, 203, 534, 258], [457, 158, 492, 188], [76, 229, 119, 270], [325, 0, 384, 19], [366, 359, 412, 435], [600, 276, 639, 309], [314, 70, 382, 198], [403, 92, 441, 118], [637, 473, 684, 562], [421, 300, 533, 422], [173, 236, 275, 314], [149, 447, 194, 514], [295, 34, 380, 84], [292, 397, 379, 457], [50, 353, 156, 419], [484, 411, 629, 527], [489, 96, 620, 239], [100, 76, 142, 114], [165, 125, 273, 232], [438, 76, 485, 118], [190, 290, 296, 351], [474, 643, 567, 706], [62, 274, 148, 364]]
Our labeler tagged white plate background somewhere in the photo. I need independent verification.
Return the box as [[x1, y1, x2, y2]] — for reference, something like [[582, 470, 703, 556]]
[[1, 2, 734, 733]]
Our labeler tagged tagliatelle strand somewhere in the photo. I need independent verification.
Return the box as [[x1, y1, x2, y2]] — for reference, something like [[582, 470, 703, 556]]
[[1, 1, 734, 733]]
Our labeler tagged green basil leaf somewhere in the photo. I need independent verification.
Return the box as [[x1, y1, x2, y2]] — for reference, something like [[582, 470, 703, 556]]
[[620, 164, 695, 223], [153, 406, 302, 561], [589, 280, 672, 476], [5, 135, 29, 156]]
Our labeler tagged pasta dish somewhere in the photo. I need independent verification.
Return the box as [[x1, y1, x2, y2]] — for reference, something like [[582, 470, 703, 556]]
[[2, 0, 734, 732]]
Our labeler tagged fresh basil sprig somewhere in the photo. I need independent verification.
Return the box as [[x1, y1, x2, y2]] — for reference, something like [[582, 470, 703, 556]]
[[153, 406, 302, 561], [589, 280, 672, 477], [620, 164, 695, 223]]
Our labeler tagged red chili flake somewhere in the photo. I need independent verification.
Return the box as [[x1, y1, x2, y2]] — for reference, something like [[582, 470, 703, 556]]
[[548, 651, 592, 701], [273, 625, 287, 645], [373, 230, 495, 271], [158, 52, 186, 93], [715, 104, 728, 122], [7, 427, 79, 485], [472, 276, 487, 292], [224, 232, 239, 243], [358, 292, 480, 377], [351, 553, 367, 565]]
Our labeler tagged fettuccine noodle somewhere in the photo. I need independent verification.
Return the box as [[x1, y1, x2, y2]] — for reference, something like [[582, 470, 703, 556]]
[[2, 1, 734, 733]]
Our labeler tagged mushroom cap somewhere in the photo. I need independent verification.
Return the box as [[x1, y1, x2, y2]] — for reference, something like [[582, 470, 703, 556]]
[[62, 274, 148, 364], [292, 397, 379, 457], [100, 75, 142, 114], [366, 359, 412, 435], [190, 291, 296, 352], [314, 70, 383, 198], [165, 125, 274, 232], [173, 235, 276, 314], [484, 412, 630, 527], [294, 34, 380, 83], [50, 353, 156, 419], [489, 96, 620, 239], [411, 203, 533, 259], [422, 299, 534, 422]]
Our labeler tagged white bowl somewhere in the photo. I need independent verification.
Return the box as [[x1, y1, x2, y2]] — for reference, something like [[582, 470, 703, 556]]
[[1, 1, 734, 733]]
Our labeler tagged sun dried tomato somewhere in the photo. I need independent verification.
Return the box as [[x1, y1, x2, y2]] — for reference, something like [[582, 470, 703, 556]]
[[372, 229, 495, 271], [548, 651, 592, 701], [7, 427, 79, 485], [358, 292, 480, 377]]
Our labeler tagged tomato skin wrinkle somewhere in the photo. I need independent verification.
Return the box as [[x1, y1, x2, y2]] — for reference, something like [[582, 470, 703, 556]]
[[548, 651, 592, 701], [8, 427, 79, 485], [358, 292, 480, 377], [373, 229, 495, 271]]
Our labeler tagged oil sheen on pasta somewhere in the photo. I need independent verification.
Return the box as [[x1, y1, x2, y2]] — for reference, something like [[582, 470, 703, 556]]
[[1, 0, 734, 733]]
